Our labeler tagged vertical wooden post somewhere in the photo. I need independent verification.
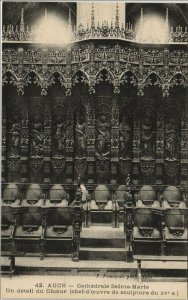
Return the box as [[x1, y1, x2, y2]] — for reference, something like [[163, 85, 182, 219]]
[[111, 96, 119, 184], [43, 102, 51, 184], [132, 107, 140, 185], [180, 100, 188, 186], [66, 108, 74, 184], [2, 109, 7, 182], [72, 187, 82, 261], [86, 97, 96, 184], [156, 103, 164, 185], [21, 104, 29, 183], [161, 212, 166, 256], [124, 203, 134, 262]]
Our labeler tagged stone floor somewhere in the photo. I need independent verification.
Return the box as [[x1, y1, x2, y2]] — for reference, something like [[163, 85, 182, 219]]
[[1, 255, 187, 282]]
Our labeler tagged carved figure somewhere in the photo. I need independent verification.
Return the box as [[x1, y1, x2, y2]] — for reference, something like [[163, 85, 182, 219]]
[[141, 118, 154, 159], [165, 118, 179, 160], [31, 116, 44, 157], [119, 119, 131, 158], [76, 118, 87, 157], [54, 119, 66, 155], [9, 118, 21, 156], [96, 115, 110, 159]]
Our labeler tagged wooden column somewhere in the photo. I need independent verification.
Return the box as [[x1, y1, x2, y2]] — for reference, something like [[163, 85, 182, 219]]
[[2, 109, 7, 182], [66, 108, 74, 184], [111, 96, 119, 184], [86, 97, 96, 184], [132, 103, 140, 185], [21, 104, 29, 183], [43, 102, 51, 184], [72, 187, 82, 261], [156, 103, 165, 184], [124, 205, 134, 262], [180, 98, 188, 186]]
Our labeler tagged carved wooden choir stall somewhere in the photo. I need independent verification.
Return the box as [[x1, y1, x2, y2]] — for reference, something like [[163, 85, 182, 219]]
[[1, 4, 188, 274]]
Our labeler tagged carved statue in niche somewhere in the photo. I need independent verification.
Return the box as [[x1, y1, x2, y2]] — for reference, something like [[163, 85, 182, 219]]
[[9, 116, 21, 157], [76, 117, 87, 158], [54, 116, 66, 156], [140, 117, 154, 159], [165, 118, 179, 160], [96, 114, 110, 159], [30, 115, 44, 157], [119, 118, 131, 158]]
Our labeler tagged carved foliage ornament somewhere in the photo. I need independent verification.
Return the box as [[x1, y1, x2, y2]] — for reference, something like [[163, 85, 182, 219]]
[[140, 159, 155, 175], [164, 160, 180, 179], [52, 158, 66, 173]]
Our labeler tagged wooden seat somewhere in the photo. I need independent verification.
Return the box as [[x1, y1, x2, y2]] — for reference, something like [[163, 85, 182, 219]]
[[164, 207, 187, 255], [1, 206, 15, 256], [133, 207, 161, 255], [14, 206, 44, 257], [85, 185, 117, 227], [44, 207, 73, 255]]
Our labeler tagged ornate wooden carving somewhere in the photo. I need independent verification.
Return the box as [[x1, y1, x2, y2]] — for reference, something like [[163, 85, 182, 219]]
[[132, 105, 140, 185], [43, 102, 51, 183], [2, 43, 187, 98], [29, 98, 44, 182], [66, 108, 74, 183], [72, 187, 82, 262], [86, 97, 95, 183], [111, 96, 119, 183], [21, 104, 29, 182], [2, 109, 7, 182]]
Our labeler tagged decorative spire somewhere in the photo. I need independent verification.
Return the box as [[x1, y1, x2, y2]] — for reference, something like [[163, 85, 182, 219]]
[[115, 3, 119, 28], [91, 2, 95, 28], [165, 7, 169, 41], [140, 6, 143, 27], [20, 7, 25, 32], [165, 7, 169, 24], [68, 7, 72, 31], [20, 7, 25, 40], [68, 8, 72, 26], [139, 7, 143, 41]]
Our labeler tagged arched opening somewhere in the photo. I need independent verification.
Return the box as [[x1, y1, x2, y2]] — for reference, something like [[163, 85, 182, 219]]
[[72, 70, 89, 98], [95, 69, 114, 96], [24, 71, 41, 97], [120, 71, 138, 98], [47, 72, 66, 98], [144, 72, 163, 99]]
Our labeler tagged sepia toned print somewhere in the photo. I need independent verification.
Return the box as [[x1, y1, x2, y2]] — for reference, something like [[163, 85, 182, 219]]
[[1, 1, 188, 299]]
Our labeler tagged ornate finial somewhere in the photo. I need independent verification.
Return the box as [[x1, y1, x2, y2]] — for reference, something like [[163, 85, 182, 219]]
[[91, 2, 95, 28], [139, 6, 143, 40], [165, 7, 169, 23], [165, 7, 169, 41], [140, 7, 143, 26], [115, 3, 119, 28], [20, 7, 25, 32]]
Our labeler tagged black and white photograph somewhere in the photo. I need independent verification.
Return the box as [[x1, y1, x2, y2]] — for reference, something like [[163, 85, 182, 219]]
[[1, 1, 188, 299]]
